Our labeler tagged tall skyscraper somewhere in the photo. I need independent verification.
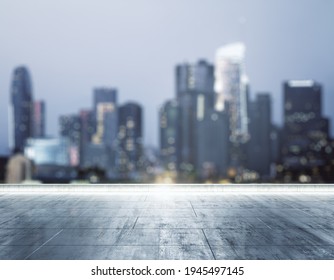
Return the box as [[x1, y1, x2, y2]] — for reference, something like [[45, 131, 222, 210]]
[[214, 43, 250, 174], [118, 102, 143, 176], [9, 66, 34, 151], [175, 60, 215, 173], [214, 42, 249, 144], [176, 59, 215, 101], [33, 100, 46, 138], [282, 80, 330, 181], [159, 99, 180, 171], [247, 93, 272, 177], [92, 88, 118, 147], [197, 109, 229, 180]]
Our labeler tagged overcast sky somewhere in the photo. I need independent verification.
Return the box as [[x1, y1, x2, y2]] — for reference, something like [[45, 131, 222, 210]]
[[1, 0, 333, 154]]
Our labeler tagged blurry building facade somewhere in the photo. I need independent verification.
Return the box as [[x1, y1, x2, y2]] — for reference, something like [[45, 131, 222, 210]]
[[281, 80, 332, 182], [33, 100, 46, 138], [59, 114, 81, 166], [176, 60, 215, 176], [247, 93, 272, 177], [10, 66, 34, 151], [118, 102, 143, 177], [79, 109, 95, 168], [197, 109, 229, 180], [24, 137, 76, 182], [159, 99, 180, 172], [214, 43, 250, 171], [92, 88, 118, 147]]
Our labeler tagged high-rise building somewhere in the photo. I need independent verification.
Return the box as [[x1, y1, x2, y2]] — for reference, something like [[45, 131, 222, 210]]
[[176, 60, 215, 100], [214, 43, 250, 174], [9, 66, 34, 151], [175, 60, 215, 173], [92, 88, 118, 147], [214, 42, 249, 144], [79, 109, 94, 144], [197, 109, 229, 180], [118, 102, 143, 176], [33, 100, 46, 138], [59, 114, 81, 166], [247, 93, 272, 177], [159, 99, 180, 171], [282, 80, 330, 181], [79, 109, 94, 167]]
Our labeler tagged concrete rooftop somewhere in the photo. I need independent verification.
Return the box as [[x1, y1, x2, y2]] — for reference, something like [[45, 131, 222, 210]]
[[1, 184, 334, 260]]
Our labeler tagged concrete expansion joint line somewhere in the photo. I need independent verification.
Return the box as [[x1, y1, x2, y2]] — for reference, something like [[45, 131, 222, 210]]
[[189, 201, 198, 217], [24, 229, 63, 260], [201, 229, 216, 260], [133, 217, 139, 229]]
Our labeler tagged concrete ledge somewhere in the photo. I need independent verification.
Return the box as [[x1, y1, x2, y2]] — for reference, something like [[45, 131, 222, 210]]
[[0, 183, 334, 193]]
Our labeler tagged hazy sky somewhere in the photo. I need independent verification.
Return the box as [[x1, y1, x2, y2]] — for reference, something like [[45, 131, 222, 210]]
[[1, 0, 333, 154]]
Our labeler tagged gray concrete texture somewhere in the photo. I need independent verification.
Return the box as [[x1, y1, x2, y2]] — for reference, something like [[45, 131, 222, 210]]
[[1, 186, 334, 259]]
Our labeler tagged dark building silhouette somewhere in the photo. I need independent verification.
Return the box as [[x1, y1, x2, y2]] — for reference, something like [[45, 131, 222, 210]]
[[10, 66, 34, 151], [176, 60, 215, 175], [33, 100, 46, 138], [247, 93, 272, 177], [270, 124, 282, 177], [159, 99, 180, 172], [281, 80, 331, 182], [176, 60, 214, 100], [118, 102, 143, 177], [197, 109, 229, 180]]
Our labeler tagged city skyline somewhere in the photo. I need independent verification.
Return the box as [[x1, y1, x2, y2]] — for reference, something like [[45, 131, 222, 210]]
[[1, 0, 334, 154]]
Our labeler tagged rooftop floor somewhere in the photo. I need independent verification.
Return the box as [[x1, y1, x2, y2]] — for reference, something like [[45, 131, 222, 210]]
[[1, 185, 334, 259]]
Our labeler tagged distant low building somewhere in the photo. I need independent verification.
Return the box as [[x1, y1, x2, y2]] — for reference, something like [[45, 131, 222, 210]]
[[24, 137, 76, 183]]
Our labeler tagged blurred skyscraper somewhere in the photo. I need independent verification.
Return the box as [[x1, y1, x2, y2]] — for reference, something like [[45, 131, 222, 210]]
[[214, 42, 249, 143], [33, 100, 46, 138], [197, 109, 229, 180], [214, 43, 250, 171], [176, 60, 215, 100], [176, 60, 215, 175], [92, 88, 118, 148], [281, 80, 331, 182], [247, 93, 272, 177], [118, 102, 143, 177], [9, 66, 34, 151], [159, 99, 179, 172]]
